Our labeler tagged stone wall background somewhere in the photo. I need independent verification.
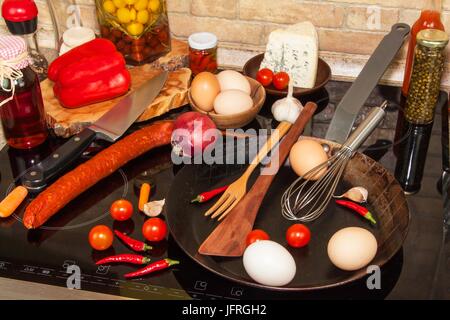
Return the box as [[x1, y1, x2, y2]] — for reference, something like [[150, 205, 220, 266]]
[[1, 0, 450, 87]]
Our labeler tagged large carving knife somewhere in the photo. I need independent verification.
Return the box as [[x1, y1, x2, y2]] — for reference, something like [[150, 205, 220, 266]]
[[22, 71, 168, 192]]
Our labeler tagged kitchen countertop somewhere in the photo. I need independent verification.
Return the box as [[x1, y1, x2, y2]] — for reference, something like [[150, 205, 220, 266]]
[[0, 277, 127, 300]]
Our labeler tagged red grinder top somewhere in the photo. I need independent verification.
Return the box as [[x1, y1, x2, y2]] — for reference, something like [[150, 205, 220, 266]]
[[2, 0, 38, 23]]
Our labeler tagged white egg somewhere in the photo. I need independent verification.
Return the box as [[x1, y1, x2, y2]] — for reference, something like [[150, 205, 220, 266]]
[[243, 240, 296, 287], [213, 90, 253, 115], [327, 227, 378, 271], [217, 70, 251, 94]]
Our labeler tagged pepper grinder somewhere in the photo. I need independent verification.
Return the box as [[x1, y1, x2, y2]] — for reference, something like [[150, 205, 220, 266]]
[[1, 0, 48, 81]]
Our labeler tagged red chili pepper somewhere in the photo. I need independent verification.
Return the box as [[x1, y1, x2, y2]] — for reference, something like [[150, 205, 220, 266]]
[[335, 200, 377, 225], [124, 258, 180, 279], [96, 254, 151, 265], [191, 185, 229, 203], [114, 230, 152, 252]]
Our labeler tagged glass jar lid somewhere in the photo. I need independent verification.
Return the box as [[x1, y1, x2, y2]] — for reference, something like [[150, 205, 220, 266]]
[[63, 26, 96, 48], [417, 29, 449, 48], [188, 32, 218, 50]]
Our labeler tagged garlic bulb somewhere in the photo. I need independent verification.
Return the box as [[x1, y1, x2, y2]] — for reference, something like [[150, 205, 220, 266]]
[[334, 187, 368, 203], [271, 80, 304, 123]]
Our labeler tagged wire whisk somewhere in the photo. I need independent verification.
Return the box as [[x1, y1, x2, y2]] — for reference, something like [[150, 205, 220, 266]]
[[281, 101, 388, 222]]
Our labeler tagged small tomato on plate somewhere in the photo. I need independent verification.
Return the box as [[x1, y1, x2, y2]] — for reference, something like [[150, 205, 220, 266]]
[[273, 72, 290, 90], [246, 229, 270, 247], [286, 224, 311, 248], [256, 68, 274, 87]]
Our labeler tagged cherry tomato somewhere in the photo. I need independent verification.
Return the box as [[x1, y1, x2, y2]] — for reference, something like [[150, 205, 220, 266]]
[[110, 199, 134, 221], [286, 224, 311, 248], [89, 225, 114, 251], [246, 229, 270, 247], [142, 217, 167, 242], [256, 68, 274, 87], [273, 72, 290, 90]]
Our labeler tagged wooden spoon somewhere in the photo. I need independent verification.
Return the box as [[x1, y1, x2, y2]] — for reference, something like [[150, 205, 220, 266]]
[[198, 102, 317, 257]]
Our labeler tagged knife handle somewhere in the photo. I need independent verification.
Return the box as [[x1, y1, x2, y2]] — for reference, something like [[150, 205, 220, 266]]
[[21, 128, 97, 192]]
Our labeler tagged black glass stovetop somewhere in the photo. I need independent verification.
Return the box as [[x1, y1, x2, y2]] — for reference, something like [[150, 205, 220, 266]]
[[0, 80, 448, 300]]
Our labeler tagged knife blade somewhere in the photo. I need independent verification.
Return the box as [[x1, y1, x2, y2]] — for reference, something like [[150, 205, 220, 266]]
[[22, 71, 168, 192], [325, 23, 410, 144]]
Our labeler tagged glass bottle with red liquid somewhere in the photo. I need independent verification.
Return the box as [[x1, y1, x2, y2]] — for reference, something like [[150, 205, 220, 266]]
[[0, 35, 47, 149], [402, 0, 445, 96]]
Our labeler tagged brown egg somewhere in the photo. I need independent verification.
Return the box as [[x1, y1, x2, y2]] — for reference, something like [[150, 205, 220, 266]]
[[191, 72, 221, 112], [289, 139, 328, 180]]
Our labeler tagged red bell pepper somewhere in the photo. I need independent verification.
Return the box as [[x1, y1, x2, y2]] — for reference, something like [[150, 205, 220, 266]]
[[57, 51, 126, 87], [48, 38, 117, 81], [54, 69, 131, 108]]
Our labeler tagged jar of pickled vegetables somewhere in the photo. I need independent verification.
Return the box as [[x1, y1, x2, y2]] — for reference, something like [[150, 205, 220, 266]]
[[188, 32, 218, 75], [404, 29, 448, 124], [96, 0, 171, 65]]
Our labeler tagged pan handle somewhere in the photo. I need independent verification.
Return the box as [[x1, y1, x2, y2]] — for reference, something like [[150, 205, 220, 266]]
[[343, 101, 387, 152]]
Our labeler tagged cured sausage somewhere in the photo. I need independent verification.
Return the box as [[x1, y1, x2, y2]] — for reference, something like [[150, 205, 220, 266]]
[[23, 121, 174, 229]]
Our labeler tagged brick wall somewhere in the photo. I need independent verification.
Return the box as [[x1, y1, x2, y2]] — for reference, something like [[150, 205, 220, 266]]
[[1, 0, 450, 87]]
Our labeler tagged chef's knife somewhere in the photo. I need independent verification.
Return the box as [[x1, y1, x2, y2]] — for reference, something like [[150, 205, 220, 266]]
[[22, 71, 169, 192], [325, 23, 410, 143]]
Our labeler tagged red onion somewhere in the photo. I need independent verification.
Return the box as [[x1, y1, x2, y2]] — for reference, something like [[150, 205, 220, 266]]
[[171, 112, 219, 158]]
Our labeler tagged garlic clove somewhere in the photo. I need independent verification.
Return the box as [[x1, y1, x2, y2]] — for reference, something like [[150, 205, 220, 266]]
[[143, 199, 166, 217], [333, 187, 368, 203]]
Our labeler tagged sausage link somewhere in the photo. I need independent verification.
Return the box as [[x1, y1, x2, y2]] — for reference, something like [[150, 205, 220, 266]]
[[23, 121, 174, 229]]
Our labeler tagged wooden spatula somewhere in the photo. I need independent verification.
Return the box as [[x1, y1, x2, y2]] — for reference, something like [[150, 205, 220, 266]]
[[198, 102, 318, 257]]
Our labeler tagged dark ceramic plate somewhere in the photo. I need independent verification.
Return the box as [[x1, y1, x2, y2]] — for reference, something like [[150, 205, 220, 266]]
[[243, 53, 332, 97], [165, 139, 410, 291]]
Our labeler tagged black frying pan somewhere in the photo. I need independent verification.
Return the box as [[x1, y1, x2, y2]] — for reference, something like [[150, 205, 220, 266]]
[[165, 138, 410, 291]]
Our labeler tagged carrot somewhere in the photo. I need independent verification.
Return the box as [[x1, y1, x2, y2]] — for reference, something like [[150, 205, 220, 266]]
[[0, 186, 28, 218], [138, 183, 151, 212]]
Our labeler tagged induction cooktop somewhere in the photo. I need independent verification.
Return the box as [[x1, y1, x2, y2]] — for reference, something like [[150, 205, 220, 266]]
[[0, 80, 448, 300]]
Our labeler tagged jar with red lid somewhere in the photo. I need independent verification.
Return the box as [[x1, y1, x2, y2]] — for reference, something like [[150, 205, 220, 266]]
[[96, 0, 171, 66], [0, 35, 48, 149], [188, 32, 218, 75]]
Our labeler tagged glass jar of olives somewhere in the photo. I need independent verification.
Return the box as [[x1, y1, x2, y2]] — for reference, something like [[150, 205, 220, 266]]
[[96, 0, 171, 65], [404, 29, 448, 124]]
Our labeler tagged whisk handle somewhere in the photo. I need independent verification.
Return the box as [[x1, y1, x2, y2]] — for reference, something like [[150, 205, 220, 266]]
[[342, 102, 387, 152]]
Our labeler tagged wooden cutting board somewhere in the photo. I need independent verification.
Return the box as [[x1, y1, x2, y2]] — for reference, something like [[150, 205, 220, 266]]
[[43, 40, 191, 138]]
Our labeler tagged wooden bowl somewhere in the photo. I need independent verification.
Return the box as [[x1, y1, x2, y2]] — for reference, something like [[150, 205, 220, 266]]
[[243, 53, 332, 97], [189, 76, 266, 129]]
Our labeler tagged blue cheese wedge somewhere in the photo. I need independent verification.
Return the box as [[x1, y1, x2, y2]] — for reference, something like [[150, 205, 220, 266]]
[[260, 21, 319, 89]]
